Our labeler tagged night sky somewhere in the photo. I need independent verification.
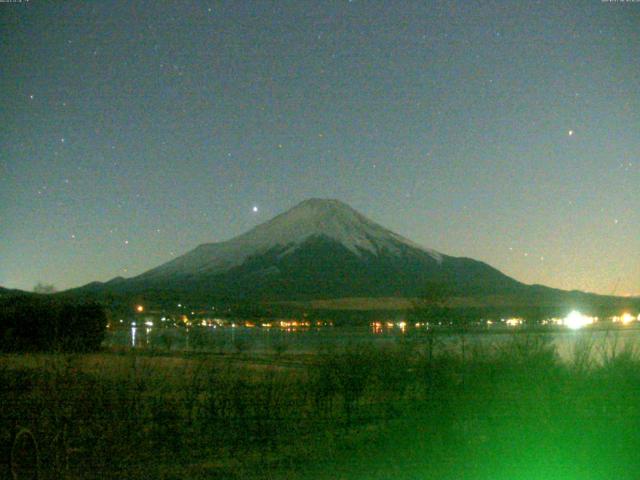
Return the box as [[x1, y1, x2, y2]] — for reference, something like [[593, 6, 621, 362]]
[[1, 1, 638, 295]]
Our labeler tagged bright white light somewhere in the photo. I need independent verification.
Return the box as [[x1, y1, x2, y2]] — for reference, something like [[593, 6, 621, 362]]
[[252, 205, 259, 213], [564, 310, 593, 330], [145, 321, 153, 327]]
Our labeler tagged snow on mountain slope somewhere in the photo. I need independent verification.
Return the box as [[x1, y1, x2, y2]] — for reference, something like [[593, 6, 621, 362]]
[[137, 199, 442, 280]]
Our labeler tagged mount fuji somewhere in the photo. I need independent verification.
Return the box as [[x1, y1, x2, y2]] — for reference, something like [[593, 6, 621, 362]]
[[76, 198, 527, 300]]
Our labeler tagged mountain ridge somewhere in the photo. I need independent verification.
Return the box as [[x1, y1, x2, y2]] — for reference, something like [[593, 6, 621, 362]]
[[135, 198, 443, 283], [56, 198, 640, 316], [62, 198, 638, 316], [69, 198, 526, 300]]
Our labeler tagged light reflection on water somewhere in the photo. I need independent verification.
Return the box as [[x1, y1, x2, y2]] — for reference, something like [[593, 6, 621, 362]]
[[130, 326, 136, 347], [106, 325, 640, 361]]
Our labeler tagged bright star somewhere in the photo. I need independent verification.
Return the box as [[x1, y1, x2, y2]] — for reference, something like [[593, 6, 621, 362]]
[[568, 130, 574, 136], [252, 206, 259, 213]]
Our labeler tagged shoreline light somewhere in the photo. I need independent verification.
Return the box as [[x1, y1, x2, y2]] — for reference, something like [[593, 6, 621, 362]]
[[612, 312, 635, 325], [564, 310, 594, 330]]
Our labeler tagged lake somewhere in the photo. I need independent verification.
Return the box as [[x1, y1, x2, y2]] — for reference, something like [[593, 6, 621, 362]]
[[103, 323, 640, 363]]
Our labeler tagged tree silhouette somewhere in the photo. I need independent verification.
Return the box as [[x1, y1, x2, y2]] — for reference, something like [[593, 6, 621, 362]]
[[33, 282, 57, 294]]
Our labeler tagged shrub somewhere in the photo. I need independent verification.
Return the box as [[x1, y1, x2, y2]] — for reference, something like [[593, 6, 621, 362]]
[[0, 296, 107, 352]]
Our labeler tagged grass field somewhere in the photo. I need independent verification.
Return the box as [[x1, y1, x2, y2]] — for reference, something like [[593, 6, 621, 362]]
[[3, 332, 640, 479]]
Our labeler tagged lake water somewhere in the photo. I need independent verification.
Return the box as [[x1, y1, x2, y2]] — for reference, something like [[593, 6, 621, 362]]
[[103, 324, 640, 363]]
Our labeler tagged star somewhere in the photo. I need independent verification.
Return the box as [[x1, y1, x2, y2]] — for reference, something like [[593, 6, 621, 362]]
[[568, 130, 574, 136], [252, 206, 259, 213], [29, 94, 34, 100]]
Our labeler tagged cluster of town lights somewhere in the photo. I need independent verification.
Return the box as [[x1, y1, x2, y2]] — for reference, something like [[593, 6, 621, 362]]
[[133, 303, 637, 333], [368, 312, 638, 332], [612, 312, 637, 325]]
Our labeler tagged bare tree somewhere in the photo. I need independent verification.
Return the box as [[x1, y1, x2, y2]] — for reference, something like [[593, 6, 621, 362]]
[[409, 282, 453, 365]]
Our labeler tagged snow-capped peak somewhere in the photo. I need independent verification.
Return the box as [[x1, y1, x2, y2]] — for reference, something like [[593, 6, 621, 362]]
[[243, 198, 439, 258], [138, 198, 442, 279]]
